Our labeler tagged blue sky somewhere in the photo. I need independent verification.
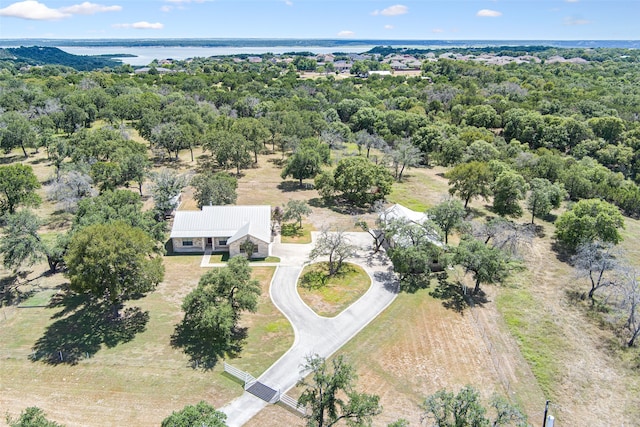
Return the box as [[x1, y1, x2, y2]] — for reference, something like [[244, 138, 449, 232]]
[[0, 0, 636, 40]]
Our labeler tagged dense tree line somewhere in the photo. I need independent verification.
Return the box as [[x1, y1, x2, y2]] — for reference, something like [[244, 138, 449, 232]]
[[2, 46, 640, 361]]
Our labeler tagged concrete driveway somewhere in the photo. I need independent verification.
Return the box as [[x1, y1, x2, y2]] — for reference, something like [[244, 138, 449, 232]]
[[220, 232, 399, 426]]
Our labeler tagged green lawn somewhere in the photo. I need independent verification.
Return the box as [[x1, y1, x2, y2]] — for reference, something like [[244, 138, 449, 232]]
[[281, 223, 313, 244], [206, 253, 280, 264], [0, 256, 293, 426], [496, 284, 565, 400], [297, 262, 370, 317]]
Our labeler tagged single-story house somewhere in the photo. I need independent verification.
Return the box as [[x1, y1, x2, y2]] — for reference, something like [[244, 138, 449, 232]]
[[382, 203, 428, 225], [380, 204, 443, 248], [380, 203, 445, 271], [170, 205, 272, 258]]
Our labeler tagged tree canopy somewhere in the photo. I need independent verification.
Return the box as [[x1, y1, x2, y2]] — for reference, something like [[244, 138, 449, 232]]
[[65, 221, 164, 309], [526, 178, 566, 224], [428, 198, 466, 244], [454, 237, 512, 295], [173, 256, 261, 365], [298, 354, 382, 427], [161, 401, 228, 427], [191, 172, 238, 208], [283, 199, 311, 229], [0, 163, 41, 215], [491, 170, 528, 218], [555, 199, 625, 252], [315, 156, 393, 207], [73, 189, 164, 241], [6, 407, 64, 427], [446, 161, 493, 209], [421, 386, 527, 427]]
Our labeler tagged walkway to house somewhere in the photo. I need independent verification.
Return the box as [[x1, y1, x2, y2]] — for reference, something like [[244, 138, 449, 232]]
[[219, 232, 399, 427]]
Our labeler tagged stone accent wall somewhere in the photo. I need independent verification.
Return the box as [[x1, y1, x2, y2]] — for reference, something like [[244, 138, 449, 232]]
[[172, 237, 205, 252], [229, 236, 270, 258]]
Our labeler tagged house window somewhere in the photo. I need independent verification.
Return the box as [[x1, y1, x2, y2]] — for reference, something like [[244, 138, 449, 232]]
[[253, 246, 259, 253], [182, 240, 193, 246], [240, 247, 245, 253], [218, 240, 228, 246]]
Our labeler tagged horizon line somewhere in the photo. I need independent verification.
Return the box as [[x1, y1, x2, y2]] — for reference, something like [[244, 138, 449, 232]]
[[1, 37, 638, 42]]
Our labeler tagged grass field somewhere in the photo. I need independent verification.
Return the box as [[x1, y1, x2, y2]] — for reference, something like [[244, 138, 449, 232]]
[[3, 134, 640, 426], [297, 262, 370, 317], [0, 242, 292, 426], [280, 223, 313, 244]]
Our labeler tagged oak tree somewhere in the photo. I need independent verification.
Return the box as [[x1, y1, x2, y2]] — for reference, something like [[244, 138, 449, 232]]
[[446, 161, 492, 209], [0, 163, 41, 215], [555, 199, 625, 252], [298, 354, 381, 427], [161, 401, 227, 427], [65, 222, 164, 311]]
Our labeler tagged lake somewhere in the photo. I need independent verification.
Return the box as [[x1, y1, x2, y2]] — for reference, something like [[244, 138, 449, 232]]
[[59, 45, 379, 66]]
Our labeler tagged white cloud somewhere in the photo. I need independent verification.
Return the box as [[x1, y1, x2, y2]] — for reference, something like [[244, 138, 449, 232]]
[[432, 28, 444, 33], [372, 4, 408, 16], [160, 5, 172, 12], [476, 9, 502, 17], [113, 21, 164, 29], [0, 1, 70, 20], [564, 16, 591, 25], [384, 24, 394, 30], [284, 0, 293, 5], [59, 2, 122, 15], [566, 0, 579, 2], [337, 30, 355, 37]]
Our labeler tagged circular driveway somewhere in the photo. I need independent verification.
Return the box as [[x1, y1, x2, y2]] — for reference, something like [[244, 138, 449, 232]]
[[220, 232, 399, 426]]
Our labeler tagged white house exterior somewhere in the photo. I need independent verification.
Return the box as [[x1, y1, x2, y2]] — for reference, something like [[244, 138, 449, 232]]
[[380, 204, 443, 248], [382, 203, 428, 224], [170, 205, 272, 258]]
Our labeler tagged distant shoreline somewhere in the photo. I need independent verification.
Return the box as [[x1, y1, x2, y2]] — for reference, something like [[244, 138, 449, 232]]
[[0, 38, 639, 49]]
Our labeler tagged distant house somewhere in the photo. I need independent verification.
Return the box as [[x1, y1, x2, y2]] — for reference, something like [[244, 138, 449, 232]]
[[367, 70, 392, 77], [389, 61, 407, 70], [380, 203, 445, 271], [316, 53, 335, 63], [170, 205, 272, 257], [380, 204, 443, 248], [134, 67, 175, 74], [333, 60, 352, 73]]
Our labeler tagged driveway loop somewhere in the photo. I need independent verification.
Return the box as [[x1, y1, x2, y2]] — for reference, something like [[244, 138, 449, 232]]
[[220, 232, 399, 427]]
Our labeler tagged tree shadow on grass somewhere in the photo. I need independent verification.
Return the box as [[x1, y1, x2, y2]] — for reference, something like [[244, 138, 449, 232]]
[[399, 273, 432, 294], [0, 154, 20, 165], [430, 278, 469, 313], [308, 197, 369, 216], [0, 274, 35, 306], [277, 180, 314, 192], [430, 275, 488, 313], [170, 322, 248, 370], [551, 241, 572, 263], [30, 292, 149, 365]]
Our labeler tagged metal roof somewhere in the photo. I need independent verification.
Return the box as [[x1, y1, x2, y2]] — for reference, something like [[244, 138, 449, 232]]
[[170, 205, 271, 243], [382, 204, 428, 224]]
